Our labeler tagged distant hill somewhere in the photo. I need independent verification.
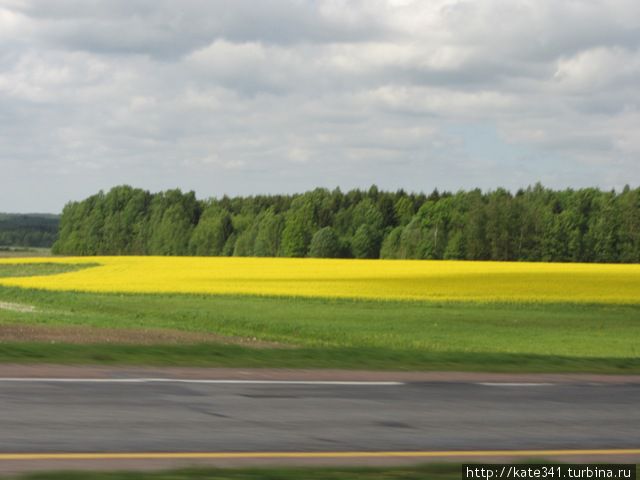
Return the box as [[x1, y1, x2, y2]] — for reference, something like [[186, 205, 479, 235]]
[[0, 213, 59, 248]]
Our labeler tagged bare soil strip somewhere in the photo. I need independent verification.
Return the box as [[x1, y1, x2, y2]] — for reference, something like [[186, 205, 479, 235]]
[[0, 324, 284, 348], [0, 364, 639, 384]]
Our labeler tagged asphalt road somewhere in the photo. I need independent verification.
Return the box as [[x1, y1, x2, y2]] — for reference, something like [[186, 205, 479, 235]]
[[1, 379, 638, 454]]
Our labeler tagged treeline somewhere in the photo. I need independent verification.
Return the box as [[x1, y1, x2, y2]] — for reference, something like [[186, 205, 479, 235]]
[[52, 184, 640, 263], [0, 214, 59, 248]]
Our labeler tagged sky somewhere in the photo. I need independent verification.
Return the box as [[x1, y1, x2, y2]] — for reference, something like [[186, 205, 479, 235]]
[[1, 0, 640, 213]]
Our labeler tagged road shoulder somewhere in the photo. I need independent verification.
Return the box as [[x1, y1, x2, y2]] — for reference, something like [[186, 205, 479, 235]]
[[1, 364, 640, 384]]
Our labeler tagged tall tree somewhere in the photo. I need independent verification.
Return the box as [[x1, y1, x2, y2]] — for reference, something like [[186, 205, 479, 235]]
[[309, 226, 341, 258]]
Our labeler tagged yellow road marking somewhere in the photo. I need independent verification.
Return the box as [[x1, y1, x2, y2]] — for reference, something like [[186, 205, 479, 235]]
[[1, 449, 640, 461]]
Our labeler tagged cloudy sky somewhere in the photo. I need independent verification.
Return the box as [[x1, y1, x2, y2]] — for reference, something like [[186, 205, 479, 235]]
[[1, 0, 639, 212]]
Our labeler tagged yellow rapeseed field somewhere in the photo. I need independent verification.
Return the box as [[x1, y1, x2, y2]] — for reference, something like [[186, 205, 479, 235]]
[[0, 256, 639, 304]]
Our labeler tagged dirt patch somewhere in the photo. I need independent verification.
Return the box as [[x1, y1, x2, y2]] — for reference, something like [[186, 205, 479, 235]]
[[0, 323, 286, 348], [0, 301, 36, 313]]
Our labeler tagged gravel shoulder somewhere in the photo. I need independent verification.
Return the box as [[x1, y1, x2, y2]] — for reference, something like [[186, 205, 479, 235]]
[[1, 364, 639, 384]]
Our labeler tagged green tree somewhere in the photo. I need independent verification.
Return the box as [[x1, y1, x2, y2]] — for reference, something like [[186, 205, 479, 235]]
[[464, 191, 489, 260], [52, 184, 640, 264], [189, 205, 233, 256], [380, 226, 403, 259], [309, 227, 341, 258], [394, 197, 414, 227], [352, 224, 382, 259], [281, 197, 317, 257], [148, 190, 199, 255], [254, 209, 285, 257], [617, 186, 640, 262]]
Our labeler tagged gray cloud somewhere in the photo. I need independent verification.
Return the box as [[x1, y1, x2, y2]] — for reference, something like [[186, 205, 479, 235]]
[[14, 0, 384, 57], [1, 0, 639, 212]]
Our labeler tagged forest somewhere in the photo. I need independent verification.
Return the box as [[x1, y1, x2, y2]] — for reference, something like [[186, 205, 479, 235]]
[[0, 213, 59, 248], [52, 184, 640, 263]]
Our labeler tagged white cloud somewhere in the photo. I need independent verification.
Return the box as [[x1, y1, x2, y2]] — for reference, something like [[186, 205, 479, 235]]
[[553, 47, 640, 92], [0, 0, 639, 211]]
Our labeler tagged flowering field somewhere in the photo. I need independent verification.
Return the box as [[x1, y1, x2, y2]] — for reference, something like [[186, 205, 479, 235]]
[[1, 256, 639, 304]]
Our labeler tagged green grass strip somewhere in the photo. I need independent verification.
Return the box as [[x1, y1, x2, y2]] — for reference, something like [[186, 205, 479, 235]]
[[1, 343, 639, 373], [0, 263, 98, 278], [1, 282, 639, 372], [2, 286, 640, 357], [4, 464, 479, 480]]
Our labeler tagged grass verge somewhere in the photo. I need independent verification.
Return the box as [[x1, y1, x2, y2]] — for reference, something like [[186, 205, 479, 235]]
[[8, 464, 462, 480], [1, 343, 639, 373], [12, 464, 640, 480]]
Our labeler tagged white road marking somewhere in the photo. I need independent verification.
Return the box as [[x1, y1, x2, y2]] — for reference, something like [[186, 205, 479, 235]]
[[477, 382, 554, 387], [0, 378, 404, 386]]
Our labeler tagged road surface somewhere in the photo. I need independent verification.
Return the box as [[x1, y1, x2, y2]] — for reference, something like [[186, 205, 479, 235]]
[[0, 372, 638, 473]]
